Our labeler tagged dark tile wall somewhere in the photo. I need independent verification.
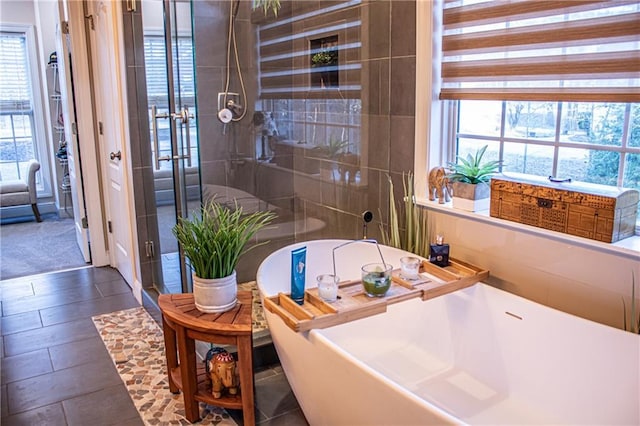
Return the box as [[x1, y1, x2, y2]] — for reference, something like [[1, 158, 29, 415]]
[[194, 0, 416, 280], [121, 0, 417, 287], [120, 2, 162, 288]]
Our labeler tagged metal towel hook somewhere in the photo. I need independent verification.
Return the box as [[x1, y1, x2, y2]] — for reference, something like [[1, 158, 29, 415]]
[[332, 239, 388, 278]]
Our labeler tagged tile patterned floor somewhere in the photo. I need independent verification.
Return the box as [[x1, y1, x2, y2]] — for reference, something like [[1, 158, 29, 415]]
[[93, 307, 236, 425], [1, 267, 308, 426]]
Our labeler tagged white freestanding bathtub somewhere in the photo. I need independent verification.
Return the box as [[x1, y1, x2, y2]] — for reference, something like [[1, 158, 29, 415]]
[[256, 239, 640, 425]]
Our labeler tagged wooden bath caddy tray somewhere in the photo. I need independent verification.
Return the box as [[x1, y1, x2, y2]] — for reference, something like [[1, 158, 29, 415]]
[[263, 258, 488, 332]]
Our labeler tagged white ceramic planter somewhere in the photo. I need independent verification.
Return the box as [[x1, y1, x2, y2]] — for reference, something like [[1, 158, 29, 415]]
[[452, 181, 491, 212], [193, 271, 238, 313]]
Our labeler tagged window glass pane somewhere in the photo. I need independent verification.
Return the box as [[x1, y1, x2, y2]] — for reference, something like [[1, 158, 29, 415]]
[[504, 101, 556, 141], [456, 138, 500, 165], [12, 114, 32, 138], [502, 142, 553, 177], [0, 31, 39, 183], [623, 153, 640, 220], [624, 153, 640, 189], [458, 100, 500, 137], [557, 147, 619, 186], [629, 104, 640, 148], [560, 103, 625, 146]]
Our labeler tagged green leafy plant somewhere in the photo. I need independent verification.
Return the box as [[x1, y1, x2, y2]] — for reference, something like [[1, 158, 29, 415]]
[[172, 200, 276, 279], [313, 136, 349, 160], [623, 271, 639, 334], [311, 49, 338, 66], [447, 145, 501, 184], [253, 0, 281, 16], [380, 172, 429, 257]]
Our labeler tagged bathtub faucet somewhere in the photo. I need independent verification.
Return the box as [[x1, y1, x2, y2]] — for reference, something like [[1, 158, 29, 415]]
[[332, 239, 388, 277], [361, 210, 373, 239]]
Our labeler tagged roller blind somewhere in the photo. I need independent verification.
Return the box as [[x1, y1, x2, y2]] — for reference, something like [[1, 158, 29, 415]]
[[256, 0, 362, 99], [0, 32, 32, 112], [143, 35, 195, 105], [439, 0, 640, 102]]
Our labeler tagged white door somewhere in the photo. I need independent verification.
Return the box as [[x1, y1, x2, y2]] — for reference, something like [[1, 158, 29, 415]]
[[86, 0, 135, 285], [54, 23, 90, 262]]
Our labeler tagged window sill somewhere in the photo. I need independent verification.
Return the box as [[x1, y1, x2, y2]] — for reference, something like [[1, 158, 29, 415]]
[[415, 197, 640, 261]]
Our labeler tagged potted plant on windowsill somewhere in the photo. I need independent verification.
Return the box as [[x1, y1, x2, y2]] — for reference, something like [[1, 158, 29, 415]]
[[252, 0, 281, 16], [447, 145, 501, 212], [173, 200, 276, 313], [312, 136, 349, 180]]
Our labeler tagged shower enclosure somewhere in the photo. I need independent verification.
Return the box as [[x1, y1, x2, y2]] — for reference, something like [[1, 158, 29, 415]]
[[127, 0, 407, 299], [141, 0, 200, 294]]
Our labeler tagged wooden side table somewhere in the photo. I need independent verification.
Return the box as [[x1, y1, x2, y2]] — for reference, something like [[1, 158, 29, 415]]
[[159, 291, 255, 425]]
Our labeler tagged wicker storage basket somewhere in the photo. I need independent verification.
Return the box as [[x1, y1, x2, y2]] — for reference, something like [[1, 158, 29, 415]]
[[490, 173, 639, 243]]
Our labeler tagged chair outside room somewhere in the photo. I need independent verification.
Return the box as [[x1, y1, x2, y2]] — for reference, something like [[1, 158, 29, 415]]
[[0, 159, 42, 222]]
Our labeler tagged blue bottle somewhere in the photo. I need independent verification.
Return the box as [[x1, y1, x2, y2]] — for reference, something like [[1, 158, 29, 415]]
[[291, 246, 307, 304]]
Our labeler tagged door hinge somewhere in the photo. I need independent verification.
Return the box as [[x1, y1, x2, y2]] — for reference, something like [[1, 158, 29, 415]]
[[98, 121, 103, 135], [85, 14, 94, 31], [108, 221, 112, 233], [145, 241, 155, 258], [81, 217, 88, 228], [61, 21, 69, 34], [72, 122, 77, 135]]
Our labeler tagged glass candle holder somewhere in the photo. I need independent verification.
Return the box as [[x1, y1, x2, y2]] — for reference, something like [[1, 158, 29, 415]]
[[361, 263, 393, 297], [400, 256, 420, 280], [317, 274, 339, 302]]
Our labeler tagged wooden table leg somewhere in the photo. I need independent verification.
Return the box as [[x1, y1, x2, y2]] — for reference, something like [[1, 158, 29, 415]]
[[237, 335, 255, 426], [176, 325, 200, 422], [161, 315, 179, 394]]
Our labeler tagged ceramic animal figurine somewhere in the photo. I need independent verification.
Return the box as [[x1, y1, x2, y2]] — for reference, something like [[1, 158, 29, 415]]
[[428, 166, 452, 204], [205, 346, 226, 374], [208, 350, 239, 398]]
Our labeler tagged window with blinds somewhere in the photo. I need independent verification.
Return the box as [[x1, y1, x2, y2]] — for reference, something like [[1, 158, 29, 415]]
[[143, 35, 195, 106], [256, 0, 362, 99], [254, 1, 364, 172], [440, 0, 640, 102], [0, 30, 37, 181], [438, 1, 640, 224], [143, 35, 197, 170]]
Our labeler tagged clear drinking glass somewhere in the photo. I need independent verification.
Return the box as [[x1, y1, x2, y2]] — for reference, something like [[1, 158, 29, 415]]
[[361, 263, 393, 297], [316, 274, 339, 302], [400, 256, 420, 280]]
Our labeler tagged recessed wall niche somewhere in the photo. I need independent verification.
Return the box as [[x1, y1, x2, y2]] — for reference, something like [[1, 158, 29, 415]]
[[310, 35, 339, 88]]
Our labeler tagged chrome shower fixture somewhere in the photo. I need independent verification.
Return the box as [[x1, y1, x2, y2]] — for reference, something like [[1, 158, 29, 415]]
[[217, 92, 241, 124], [226, 99, 244, 117]]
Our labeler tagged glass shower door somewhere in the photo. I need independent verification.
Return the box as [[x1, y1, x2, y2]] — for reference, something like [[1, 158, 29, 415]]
[[142, 0, 199, 294]]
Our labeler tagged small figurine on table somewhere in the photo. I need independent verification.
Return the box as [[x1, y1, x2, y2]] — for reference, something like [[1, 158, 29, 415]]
[[207, 349, 239, 398]]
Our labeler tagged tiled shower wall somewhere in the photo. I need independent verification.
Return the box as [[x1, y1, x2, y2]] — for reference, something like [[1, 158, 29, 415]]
[[191, 0, 417, 282]]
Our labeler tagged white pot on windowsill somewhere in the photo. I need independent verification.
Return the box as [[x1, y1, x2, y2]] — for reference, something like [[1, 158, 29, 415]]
[[451, 181, 491, 212]]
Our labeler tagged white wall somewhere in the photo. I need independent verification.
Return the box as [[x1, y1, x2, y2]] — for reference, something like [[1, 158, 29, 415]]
[[424, 206, 640, 330]]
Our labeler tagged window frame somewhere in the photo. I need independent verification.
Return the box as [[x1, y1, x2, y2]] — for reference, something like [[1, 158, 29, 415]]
[[455, 100, 639, 188], [142, 32, 198, 171], [414, 1, 640, 236], [0, 24, 51, 196]]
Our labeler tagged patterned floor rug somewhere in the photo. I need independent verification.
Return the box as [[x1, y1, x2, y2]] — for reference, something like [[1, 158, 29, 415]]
[[93, 306, 238, 425]]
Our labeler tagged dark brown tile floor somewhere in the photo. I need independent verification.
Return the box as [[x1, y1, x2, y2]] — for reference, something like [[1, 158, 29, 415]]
[[1, 266, 308, 426]]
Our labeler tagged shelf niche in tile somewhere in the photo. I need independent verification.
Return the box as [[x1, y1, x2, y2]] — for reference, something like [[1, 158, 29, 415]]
[[310, 35, 339, 89]]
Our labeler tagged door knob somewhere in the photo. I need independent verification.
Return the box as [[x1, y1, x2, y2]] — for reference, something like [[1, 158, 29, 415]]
[[110, 150, 122, 161]]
